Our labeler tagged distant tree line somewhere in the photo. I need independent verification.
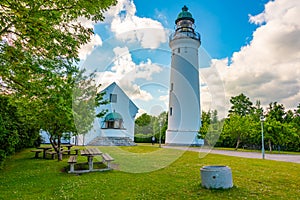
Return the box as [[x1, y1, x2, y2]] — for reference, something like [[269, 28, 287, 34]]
[[134, 112, 167, 143], [200, 93, 300, 152]]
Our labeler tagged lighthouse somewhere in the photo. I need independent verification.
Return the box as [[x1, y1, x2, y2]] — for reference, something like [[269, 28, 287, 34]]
[[166, 6, 201, 146]]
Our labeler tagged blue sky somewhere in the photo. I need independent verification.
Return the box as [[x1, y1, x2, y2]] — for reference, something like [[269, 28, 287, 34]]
[[133, 0, 269, 59], [79, 0, 300, 117]]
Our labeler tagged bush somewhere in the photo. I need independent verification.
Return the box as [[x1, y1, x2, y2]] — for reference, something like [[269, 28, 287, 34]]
[[134, 134, 152, 143]]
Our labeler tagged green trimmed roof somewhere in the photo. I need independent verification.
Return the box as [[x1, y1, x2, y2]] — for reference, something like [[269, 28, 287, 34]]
[[175, 5, 194, 24], [104, 112, 123, 121]]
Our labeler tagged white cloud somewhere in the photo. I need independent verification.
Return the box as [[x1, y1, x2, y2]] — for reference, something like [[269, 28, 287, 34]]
[[95, 46, 162, 102], [76, 17, 103, 60], [78, 34, 102, 60], [215, 0, 300, 110], [105, 0, 168, 49]]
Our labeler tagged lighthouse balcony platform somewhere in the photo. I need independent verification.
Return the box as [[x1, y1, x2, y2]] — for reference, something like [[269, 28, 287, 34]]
[[169, 31, 201, 42]]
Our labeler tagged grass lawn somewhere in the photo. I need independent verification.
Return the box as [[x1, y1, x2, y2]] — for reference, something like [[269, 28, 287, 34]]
[[0, 145, 299, 200]]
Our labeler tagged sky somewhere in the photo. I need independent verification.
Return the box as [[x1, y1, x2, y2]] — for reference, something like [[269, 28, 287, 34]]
[[78, 0, 300, 118]]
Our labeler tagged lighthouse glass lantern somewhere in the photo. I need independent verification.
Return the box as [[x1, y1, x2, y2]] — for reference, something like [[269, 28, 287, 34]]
[[166, 6, 203, 146]]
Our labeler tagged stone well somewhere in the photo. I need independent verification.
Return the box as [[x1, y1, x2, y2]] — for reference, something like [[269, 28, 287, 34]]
[[200, 165, 233, 189]]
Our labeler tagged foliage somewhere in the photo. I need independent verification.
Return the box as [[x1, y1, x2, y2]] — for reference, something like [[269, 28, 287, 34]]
[[135, 112, 167, 143], [134, 134, 153, 143], [0, 95, 40, 168], [222, 114, 255, 149], [73, 71, 108, 136], [199, 110, 223, 146], [216, 94, 300, 152], [228, 93, 254, 117], [0, 0, 116, 161], [135, 113, 151, 127]]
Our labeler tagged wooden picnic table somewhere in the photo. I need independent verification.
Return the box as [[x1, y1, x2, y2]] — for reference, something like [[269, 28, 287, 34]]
[[80, 148, 103, 171], [37, 146, 52, 159], [61, 144, 73, 155], [68, 148, 114, 173]]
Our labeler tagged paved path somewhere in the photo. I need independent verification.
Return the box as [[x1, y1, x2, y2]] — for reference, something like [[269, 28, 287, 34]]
[[163, 146, 300, 164]]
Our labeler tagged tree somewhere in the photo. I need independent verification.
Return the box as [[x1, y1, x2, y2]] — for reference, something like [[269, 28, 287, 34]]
[[134, 112, 168, 143], [228, 93, 254, 117], [198, 110, 211, 140], [222, 114, 254, 150], [135, 113, 152, 127], [0, 94, 40, 167], [0, 0, 117, 160], [73, 71, 108, 146], [264, 102, 285, 151]]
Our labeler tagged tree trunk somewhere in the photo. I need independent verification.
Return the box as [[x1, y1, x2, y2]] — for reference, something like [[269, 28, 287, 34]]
[[235, 136, 240, 150], [57, 135, 62, 161], [268, 139, 272, 153]]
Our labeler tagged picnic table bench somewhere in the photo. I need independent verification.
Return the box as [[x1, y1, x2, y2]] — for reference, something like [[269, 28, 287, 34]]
[[67, 148, 115, 174], [68, 156, 78, 173], [31, 149, 43, 158], [101, 153, 114, 169]]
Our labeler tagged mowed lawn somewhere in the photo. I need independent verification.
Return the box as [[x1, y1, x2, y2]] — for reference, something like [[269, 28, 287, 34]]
[[0, 145, 299, 200]]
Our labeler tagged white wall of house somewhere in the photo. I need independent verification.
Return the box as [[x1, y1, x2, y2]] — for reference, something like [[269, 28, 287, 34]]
[[71, 82, 138, 146]]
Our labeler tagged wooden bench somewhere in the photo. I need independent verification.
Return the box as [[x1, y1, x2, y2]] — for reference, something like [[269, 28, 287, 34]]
[[101, 153, 114, 169], [31, 150, 43, 158], [68, 156, 77, 173]]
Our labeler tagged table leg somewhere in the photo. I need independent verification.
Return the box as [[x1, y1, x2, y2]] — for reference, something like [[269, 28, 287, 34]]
[[88, 156, 93, 171], [43, 150, 47, 159]]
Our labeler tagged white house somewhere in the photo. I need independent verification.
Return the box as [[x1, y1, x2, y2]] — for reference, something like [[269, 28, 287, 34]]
[[72, 82, 139, 146]]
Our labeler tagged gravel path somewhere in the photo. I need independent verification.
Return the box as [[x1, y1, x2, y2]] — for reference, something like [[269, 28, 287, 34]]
[[163, 146, 300, 164]]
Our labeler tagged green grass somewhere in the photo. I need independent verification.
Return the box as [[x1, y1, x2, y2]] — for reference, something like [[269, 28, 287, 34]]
[[0, 145, 299, 200]]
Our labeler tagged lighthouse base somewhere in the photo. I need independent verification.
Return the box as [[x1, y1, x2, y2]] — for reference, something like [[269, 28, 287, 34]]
[[165, 130, 204, 146]]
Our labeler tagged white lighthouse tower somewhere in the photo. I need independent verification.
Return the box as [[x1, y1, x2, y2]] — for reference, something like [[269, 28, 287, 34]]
[[166, 6, 201, 146]]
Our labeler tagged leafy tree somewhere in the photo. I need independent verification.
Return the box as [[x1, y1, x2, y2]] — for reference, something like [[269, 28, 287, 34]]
[[222, 114, 254, 150], [198, 110, 223, 146], [155, 111, 168, 142], [135, 113, 152, 127], [0, 95, 40, 167], [134, 112, 167, 143], [0, 0, 116, 160], [267, 102, 285, 123], [198, 110, 211, 139], [228, 93, 254, 117], [73, 71, 108, 145]]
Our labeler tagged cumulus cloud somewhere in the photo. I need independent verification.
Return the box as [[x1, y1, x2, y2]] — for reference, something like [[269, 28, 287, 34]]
[[215, 0, 300, 110], [104, 0, 168, 49], [78, 34, 102, 60], [95, 46, 162, 101]]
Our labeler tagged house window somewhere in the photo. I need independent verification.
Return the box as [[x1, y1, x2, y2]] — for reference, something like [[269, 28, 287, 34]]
[[110, 94, 117, 103], [170, 107, 173, 116]]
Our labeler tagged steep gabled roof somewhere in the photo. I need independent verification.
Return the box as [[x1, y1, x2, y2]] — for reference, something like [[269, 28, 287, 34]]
[[101, 82, 139, 112]]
